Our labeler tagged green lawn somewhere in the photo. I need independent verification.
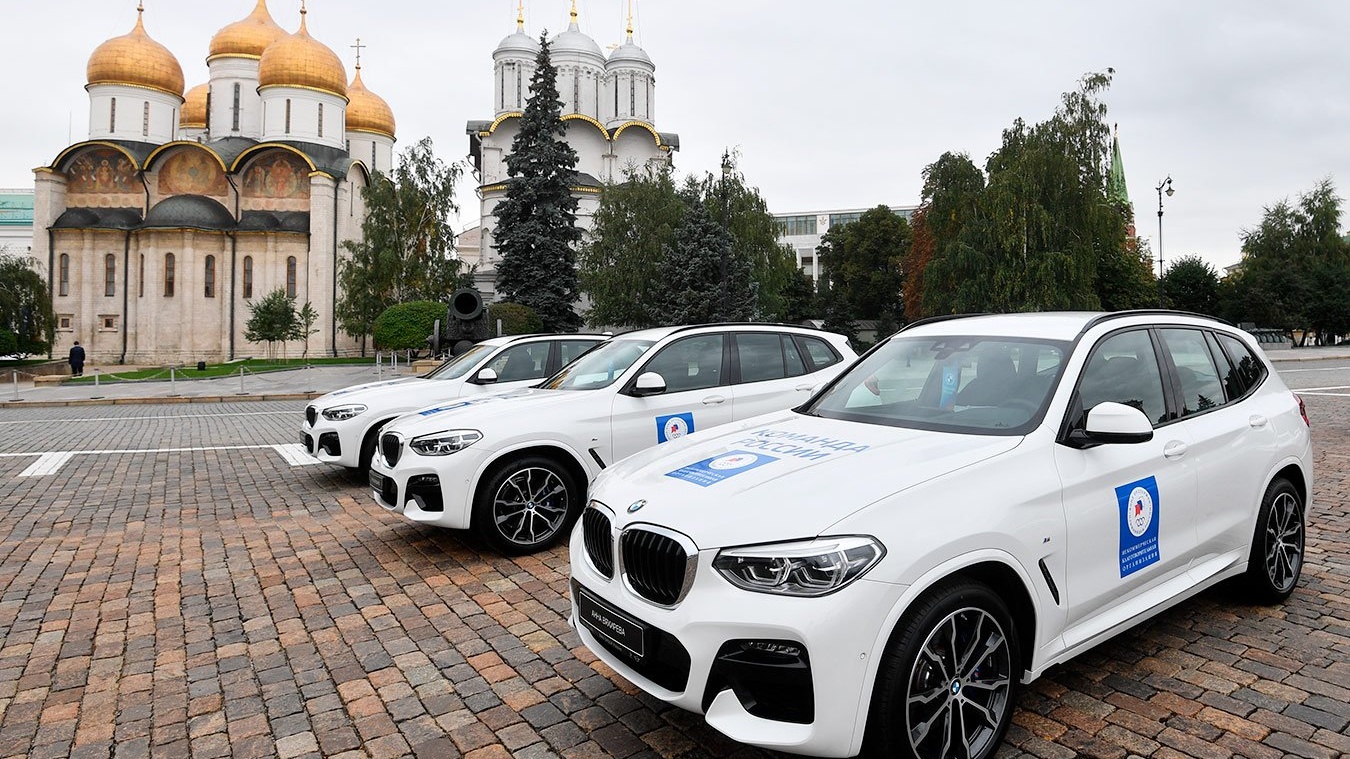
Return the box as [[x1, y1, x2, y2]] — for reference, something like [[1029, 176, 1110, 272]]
[[62, 357, 376, 384]]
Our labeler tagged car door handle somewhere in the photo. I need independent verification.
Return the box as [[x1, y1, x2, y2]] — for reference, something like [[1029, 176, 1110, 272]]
[[1163, 440, 1188, 459], [1249, 415, 1268, 429], [794, 384, 814, 392], [702, 395, 727, 405]]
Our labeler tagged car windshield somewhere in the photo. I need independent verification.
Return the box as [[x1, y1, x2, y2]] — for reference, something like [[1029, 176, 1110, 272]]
[[539, 339, 655, 390], [803, 335, 1070, 435], [421, 344, 494, 381]]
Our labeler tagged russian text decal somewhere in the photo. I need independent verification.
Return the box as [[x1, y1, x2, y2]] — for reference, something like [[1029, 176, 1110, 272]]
[[664, 450, 778, 488], [1116, 475, 1160, 577]]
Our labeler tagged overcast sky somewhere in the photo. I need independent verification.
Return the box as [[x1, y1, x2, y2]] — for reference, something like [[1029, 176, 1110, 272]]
[[5, 1, 1350, 272]]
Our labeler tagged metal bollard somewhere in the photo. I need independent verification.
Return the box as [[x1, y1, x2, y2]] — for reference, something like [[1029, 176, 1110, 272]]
[[10, 369, 18, 401], [94, 368, 100, 388], [240, 365, 246, 395], [376, 351, 382, 380], [170, 365, 176, 395]]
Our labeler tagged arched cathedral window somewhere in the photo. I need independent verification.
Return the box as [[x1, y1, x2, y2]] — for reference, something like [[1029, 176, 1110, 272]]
[[204, 255, 216, 298], [243, 256, 254, 299], [59, 254, 69, 297], [286, 256, 297, 298], [105, 254, 116, 297], [164, 253, 175, 297]]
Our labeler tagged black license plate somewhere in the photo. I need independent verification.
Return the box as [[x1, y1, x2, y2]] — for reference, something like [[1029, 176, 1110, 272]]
[[368, 470, 384, 491], [576, 586, 647, 659], [302, 433, 313, 453]]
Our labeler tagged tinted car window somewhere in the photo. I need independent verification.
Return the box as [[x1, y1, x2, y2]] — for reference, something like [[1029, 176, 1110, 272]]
[[736, 333, 786, 383], [1078, 330, 1168, 426], [1217, 333, 1267, 394], [782, 335, 807, 377], [486, 342, 551, 382], [1160, 328, 1225, 415], [424, 343, 494, 381], [559, 339, 598, 367], [799, 336, 840, 371], [642, 335, 725, 392]]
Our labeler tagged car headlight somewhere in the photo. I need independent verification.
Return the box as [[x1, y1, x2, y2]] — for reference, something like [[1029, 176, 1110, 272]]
[[713, 536, 885, 597], [408, 430, 482, 456], [321, 404, 367, 421]]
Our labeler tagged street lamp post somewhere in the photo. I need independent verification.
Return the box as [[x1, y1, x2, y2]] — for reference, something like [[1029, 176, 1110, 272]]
[[1156, 176, 1174, 306], [720, 150, 732, 318]]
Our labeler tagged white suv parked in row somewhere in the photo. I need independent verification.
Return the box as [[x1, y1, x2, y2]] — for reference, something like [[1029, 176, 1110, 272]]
[[302, 333, 604, 471], [569, 311, 1312, 759], [368, 323, 856, 554]]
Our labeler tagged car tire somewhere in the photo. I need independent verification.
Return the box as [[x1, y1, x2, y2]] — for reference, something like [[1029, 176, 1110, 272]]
[[1240, 478, 1304, 604], [473, 455, 582, 555], [355, 420, 390, 475], [864, 580, 1019, 759]]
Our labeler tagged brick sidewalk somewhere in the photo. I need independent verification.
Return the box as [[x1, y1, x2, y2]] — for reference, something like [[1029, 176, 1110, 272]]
[[0, 398, 1345, 759]]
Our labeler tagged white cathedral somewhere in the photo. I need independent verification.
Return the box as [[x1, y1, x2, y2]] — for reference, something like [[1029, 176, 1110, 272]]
[[462, 1, 680, 297], [33, 1, 396, 364]]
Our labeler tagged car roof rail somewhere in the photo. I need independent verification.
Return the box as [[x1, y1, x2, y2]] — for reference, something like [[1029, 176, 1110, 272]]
[[896, 313, 991, 333], [667, 322, 831, 335], [1078, 309, 1233, 338]]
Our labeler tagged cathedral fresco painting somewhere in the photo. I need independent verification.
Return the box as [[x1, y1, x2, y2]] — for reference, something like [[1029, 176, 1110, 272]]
[[67, 149, 137, 195], [158, 149, 228, 196], [242, 153, 310, 200]]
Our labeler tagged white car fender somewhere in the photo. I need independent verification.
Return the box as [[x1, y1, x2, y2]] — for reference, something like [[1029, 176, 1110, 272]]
[[461, 437, 600, 526], [846, 547, 1043, 756]]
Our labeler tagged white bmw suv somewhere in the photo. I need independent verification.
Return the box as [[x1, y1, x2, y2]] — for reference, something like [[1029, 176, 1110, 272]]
[[368, 323, 856, 554], [302, 333, 604, 471], [569, 311, 1312, 759]]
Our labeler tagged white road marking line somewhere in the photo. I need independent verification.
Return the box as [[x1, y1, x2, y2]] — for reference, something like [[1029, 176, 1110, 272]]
[[1292, 385, 1350, 392], [4, 444, 322, 476], [0, 411, 288, 426], [273, 444, 323, 466], [18, 452, 75, 477], [1278, 365, 1350, 373], [1297, 391, 1350, 397]]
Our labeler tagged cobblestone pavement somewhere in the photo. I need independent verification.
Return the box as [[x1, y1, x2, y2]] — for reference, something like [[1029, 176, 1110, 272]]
[[0, 380, 1346, 758]]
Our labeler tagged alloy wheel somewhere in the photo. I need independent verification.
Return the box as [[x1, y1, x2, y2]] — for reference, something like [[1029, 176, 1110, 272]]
[[1264, 491, 1303, 594], [905, 606, 1013, 759], [492, 467, 569, 547]]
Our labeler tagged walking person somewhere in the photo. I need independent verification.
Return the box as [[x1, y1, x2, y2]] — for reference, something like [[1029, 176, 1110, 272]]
[[68, 341, 85, 377]]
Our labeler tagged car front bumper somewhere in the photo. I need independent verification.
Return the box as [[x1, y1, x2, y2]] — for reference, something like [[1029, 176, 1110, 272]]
[[368, 446, 489, 529], [301, 415, 365, 468], [568, 526, 905, 758]]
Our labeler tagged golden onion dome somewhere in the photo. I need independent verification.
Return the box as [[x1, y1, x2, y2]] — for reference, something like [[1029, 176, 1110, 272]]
[[180, 83, 208, 128], [258, 9, 348, 99], [346, 67, 395, 139], [86, 5, 185, 98], [209, 0, 286, 61]]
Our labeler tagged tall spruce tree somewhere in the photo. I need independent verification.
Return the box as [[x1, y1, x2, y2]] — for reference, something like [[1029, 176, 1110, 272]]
[[652, 195, 753, 326], [494, 33, 582, 332]]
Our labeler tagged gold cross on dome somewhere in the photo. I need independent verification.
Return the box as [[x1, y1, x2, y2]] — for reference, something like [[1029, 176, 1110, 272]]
[[351, 38, 365, 68]]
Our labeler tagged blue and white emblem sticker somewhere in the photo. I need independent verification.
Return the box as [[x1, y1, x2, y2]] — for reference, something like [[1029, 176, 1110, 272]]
[[664, 450, 778, 488], [1116, 476, 1160, 577], [656, 412, 695, 443]]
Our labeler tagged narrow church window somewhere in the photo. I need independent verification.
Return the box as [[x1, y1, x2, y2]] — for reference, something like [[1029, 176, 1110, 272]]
[[232, 83, 241, 131], [630, 79, 636, 117], [243, 256, 254, 299], [109, 98, 117, 132], [318, 103, 324, 137], [285, 99, 292, 134], [614, 77, 619, 118], [105, 254, 116, 297], [594, 78, 599, 116], [164, 253, 175, 297], [500, 65, 506, 111], [573, 73, 580, 114], [286, 256, 297, 298], [142, 102, 150, 137], [138, 254, 144, 297], [371, 143, 377, 171], [59, 254, 69, 296], [516, 68, 522, 107], [644, 78, 650, 119], [204, 255, 216, 298]]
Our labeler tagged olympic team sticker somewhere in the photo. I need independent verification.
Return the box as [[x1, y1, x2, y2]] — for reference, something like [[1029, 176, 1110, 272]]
[[656, 413, 695, 443], [664, 450, 778, 487], [1115, 475, 1160, 577]]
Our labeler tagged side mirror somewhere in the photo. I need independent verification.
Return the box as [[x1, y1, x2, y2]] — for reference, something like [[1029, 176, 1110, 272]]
[[631, 372, 667, 397], [1069, 401, 1154, 446], [474, 367, 498, 385]]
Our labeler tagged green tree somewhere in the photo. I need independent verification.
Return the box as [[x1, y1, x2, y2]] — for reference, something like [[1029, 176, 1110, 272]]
[[338, 137, 469, 354], [488, 302, 544, 335], [778, 269, 817, 324], [651, 194, 753, 325], [923, 72, 1138, 314], [1236, 179, 1350, 344], [909, 152, 985, 317], [494, 34, 582, 332], [817, 206, 910, 324], [695, 152, 798, 321], [579, 164, 684, 328], [294, 301, 319, 359], [0, 254, 53, 356], [245, 288, 299, 359], [1161, 255, 1221, 316], [373, 301, 444, 354]]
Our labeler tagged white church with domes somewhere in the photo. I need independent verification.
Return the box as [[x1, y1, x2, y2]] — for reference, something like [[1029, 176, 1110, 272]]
[[33, 1, 396, 364], [464, 1, 679, 297]]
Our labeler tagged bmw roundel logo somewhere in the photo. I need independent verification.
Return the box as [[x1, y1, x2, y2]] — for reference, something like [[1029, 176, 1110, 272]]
[[627, 500, 646, 513]]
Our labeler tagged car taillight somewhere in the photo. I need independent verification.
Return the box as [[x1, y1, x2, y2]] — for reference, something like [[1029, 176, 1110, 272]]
[[1295, 393, 1310, 427]]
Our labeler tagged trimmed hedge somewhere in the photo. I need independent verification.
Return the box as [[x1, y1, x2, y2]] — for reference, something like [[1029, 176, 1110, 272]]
[[373, 301, 445, 351], [489, 302, 544, 336]]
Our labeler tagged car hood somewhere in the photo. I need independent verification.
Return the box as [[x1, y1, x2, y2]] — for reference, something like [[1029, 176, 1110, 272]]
[[594, 411, 1024, 549], [383, 387, 587, 438], [314, 377, 429, 405]]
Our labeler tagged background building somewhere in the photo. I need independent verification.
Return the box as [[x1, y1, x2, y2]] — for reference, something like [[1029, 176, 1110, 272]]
[[774, 205, 917, 283], [0, 189, 34, 257], [33, 1, 395, 364], [463, 2, 678, 298]]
